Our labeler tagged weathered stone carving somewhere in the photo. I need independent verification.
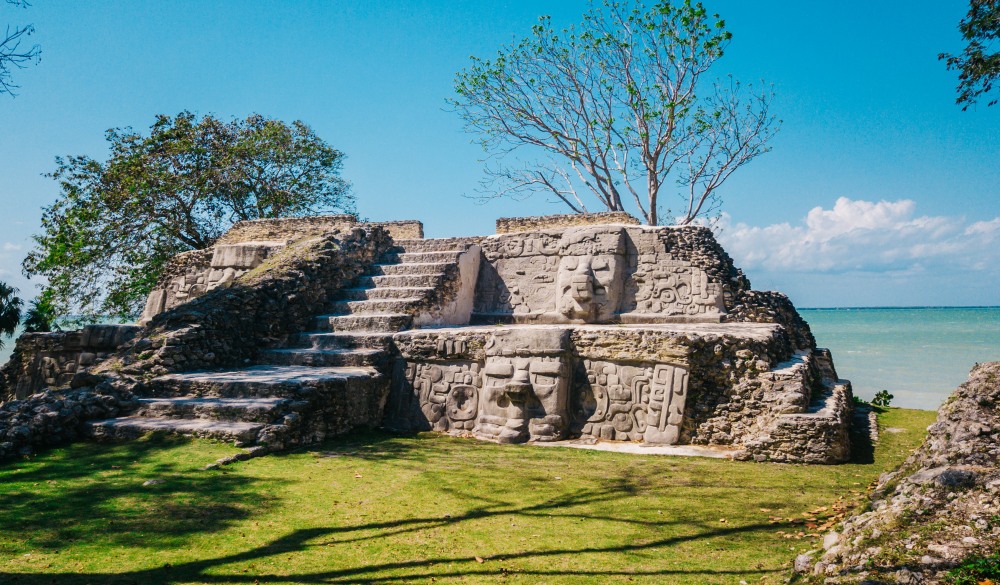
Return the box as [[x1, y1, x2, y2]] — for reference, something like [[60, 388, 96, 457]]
[[475, 329, 571, 443], [571, 360, 687, 443], [405, 361, 482, 432]]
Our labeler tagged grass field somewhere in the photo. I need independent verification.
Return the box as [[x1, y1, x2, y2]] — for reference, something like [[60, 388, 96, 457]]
[[0, 408, 935, 584]]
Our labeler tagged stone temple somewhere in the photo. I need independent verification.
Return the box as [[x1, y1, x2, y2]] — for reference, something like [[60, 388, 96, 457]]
[[0, 212, 854, 463]]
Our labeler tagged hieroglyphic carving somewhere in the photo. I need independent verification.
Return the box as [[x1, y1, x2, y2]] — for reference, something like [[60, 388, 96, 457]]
[[403, 361, 482, 432], [627, 260, 722, 317], [571, 360, 688, 444]]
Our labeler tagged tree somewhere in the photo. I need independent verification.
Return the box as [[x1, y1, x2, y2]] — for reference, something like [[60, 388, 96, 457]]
[[940, 0, 1000, 109], [1, 0, 41, 97], [0, 282, 22, 350], [22, 289, 57, 333], [451, 0, 777, 226], [23, 111, 354, 321]]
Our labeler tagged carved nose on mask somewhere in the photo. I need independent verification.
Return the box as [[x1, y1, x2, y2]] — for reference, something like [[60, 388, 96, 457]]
[[503, 370, 532, 402]]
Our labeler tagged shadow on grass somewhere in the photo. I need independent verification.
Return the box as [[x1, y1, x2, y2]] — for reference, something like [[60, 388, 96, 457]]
[[0, 434, 283, 550], [0, 431, 795, 583], [0, 503, 788, 584]]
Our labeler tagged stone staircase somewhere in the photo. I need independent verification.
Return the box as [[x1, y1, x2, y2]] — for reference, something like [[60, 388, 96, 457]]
[[84, 238, 478, 450]]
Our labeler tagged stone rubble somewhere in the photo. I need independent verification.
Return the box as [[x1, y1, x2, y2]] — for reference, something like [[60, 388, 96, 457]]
[[794, 361, 1000, 584]]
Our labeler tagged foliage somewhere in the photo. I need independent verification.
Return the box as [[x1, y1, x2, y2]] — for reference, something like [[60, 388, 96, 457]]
[[0, 281, 21, 349], [872, 389, 895, 408], [451, 0, 778, 225], [0, 0, 40, 97], [22, 288, 59, 332], [946, 553, 1000, 585], [940, 0, 1000, 109], [22, 111, 354, 321], [0, 408, 935, 584]]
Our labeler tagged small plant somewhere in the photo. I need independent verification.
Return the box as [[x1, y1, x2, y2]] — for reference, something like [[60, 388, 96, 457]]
[[946, 553, 1000, 585], [872, 390, 895, 408], [853, 395, 871, 407]]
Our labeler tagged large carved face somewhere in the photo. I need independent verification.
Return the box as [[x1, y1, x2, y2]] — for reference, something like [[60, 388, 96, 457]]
[[475, 356, 571, 443]]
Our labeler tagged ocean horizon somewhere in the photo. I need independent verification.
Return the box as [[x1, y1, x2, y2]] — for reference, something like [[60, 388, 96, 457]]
[[2, 306, 998, 411], [801, 306, 1000, 410]]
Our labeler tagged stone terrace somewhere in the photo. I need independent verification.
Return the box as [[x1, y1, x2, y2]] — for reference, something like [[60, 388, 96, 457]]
[[1, 213, 854, 464]]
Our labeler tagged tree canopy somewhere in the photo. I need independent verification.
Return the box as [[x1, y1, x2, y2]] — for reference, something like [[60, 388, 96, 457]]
[[0, 282, 21, 350], [23, 111, 354, 321], [451, 0, 778, 226], [1, 0, 41, 97], [940, 0, 1000, 109]]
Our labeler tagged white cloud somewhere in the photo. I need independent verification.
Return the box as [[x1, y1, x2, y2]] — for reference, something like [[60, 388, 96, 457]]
[[1, 242, 21, 252], [716, 197, 1000, 274]]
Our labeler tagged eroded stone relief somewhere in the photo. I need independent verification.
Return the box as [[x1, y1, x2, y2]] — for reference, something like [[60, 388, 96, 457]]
[[473, 225, 724, 323], [571, 360, 687, 443], [389, 326, 689, 445]]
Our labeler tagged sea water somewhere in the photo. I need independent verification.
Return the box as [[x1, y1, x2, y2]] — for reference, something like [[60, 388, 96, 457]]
[[2, 308, 996, 411], [802, 307, 1000, 411]]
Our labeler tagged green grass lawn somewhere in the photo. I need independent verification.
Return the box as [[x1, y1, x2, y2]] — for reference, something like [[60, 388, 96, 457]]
[[0, 408, 935, 585]]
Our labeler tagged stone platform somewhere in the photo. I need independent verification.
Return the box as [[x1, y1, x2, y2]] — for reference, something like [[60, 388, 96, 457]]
[[2, 212, 854, 464]]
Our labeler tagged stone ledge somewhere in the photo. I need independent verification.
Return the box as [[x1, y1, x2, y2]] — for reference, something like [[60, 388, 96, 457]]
[[495, 212, 640, 234]]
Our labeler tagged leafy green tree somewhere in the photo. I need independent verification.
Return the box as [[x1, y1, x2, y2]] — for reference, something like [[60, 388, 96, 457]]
[[22, 289, 58, 332], [1, 0, 41, 97], [23, 111, 354, 321], [451, 0, 778, 225], [0, 282, 22, 350], [940, 0, 1000, 109]]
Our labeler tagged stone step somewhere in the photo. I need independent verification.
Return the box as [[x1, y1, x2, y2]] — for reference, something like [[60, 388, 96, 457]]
[[133, 396, 291, 423], [84, 416, 266, 444], [395, 238, 476, 253], [291, 331, 394, 350], [145, 364, 380, 398], [339, 286, 436, 301], [370, 262, 453, 276], [356, 274, 446, 289], [385, 251, 463, 264], [317, 313, 413, 333], [260, 348, 385, 368], [330, 299, 422, 316]]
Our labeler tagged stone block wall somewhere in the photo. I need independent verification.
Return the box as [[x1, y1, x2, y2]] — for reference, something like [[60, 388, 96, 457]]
[[496, 211, 640, 234], [0, 382, 136, 460], [0, 325, 140, 402], [797, 362, 1000, 582], [216, 214, 360, 244]]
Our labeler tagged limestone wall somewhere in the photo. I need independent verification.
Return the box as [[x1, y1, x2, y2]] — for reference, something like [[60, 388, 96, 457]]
[[0, 382, 136, 461], [0, 325, 140, 402]]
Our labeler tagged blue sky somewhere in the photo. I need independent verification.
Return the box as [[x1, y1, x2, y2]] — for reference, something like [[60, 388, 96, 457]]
[[0, 0, 997, 308]]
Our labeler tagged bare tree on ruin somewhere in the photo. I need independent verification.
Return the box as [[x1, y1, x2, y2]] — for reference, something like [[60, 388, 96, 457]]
[[451, 0, 778, 226]]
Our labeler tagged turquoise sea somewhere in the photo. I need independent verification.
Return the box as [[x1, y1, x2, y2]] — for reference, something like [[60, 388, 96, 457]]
[[801, 307, 1000, 411], [2, 308, 997, 411]]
